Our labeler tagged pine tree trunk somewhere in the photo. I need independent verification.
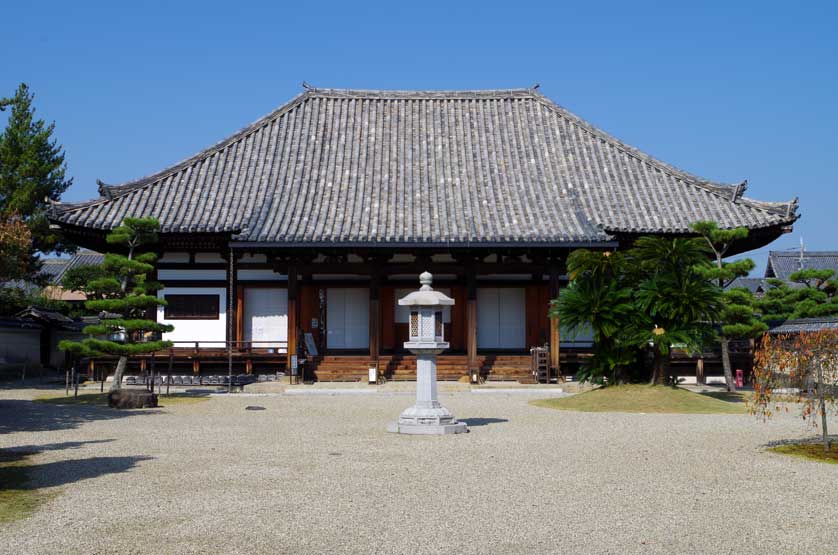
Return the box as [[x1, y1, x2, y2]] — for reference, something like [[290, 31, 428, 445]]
[[110, 356, 128, 392], [720, 337, 736, 392], [109, 242, 133, 393]]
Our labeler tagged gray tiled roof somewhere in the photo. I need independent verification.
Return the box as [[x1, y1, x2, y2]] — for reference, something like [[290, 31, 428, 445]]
[[52, 88, 798, 247], [725, 277, 768, 294], [769, 317, 838, 334], [39, 251, 104, 284], [765, 251, 838, 280]]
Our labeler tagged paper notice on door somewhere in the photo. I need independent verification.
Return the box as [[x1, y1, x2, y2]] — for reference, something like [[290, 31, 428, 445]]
[[304, 333, 318, 356]]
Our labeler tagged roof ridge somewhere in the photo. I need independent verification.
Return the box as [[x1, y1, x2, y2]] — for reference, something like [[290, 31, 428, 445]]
[[783, 316, 838, 323], [528, 90, 798, 221], [771, 250, 838, 256], [306, 87, 537, 99]]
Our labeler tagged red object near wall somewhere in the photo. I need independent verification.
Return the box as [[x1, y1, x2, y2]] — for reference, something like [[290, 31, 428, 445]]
[[735, 369, 744, 388]]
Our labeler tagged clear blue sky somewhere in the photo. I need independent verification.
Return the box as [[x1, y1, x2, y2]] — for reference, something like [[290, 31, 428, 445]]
[[2, 0, 835, 273]]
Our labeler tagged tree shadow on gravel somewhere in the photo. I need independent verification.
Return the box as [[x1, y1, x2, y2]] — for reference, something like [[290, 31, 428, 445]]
[[459, 418, 509, 427], [0, 399, 160, 434], [0, 440, 115, 461], [1, 454, 153, 490]]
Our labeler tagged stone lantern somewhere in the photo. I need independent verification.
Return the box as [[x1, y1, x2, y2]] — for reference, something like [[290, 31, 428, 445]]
[[387, 272, 468, 435]]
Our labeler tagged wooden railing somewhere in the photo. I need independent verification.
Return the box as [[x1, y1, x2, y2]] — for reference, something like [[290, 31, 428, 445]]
[[162, 340, 289, 356]]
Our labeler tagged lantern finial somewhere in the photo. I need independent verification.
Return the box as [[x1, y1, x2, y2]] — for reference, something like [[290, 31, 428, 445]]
[[419, 271, 433, 291]]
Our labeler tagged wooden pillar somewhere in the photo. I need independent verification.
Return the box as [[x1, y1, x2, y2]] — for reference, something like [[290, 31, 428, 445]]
[[549, 262, 561, 379], [235, 285, 244, 347], [227, 250, 238, 346], [287, 264, 299, 372], [226, 247, 236, 390], [369, 270, 381, 374], [466, 270, 479, 380], [696, 358, 705, 385]]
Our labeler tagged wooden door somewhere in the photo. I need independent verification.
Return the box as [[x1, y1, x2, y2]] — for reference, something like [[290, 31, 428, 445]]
[[327, 288, 369, 349], [477, 287, 525, 349], [243, 288, 288, 351]]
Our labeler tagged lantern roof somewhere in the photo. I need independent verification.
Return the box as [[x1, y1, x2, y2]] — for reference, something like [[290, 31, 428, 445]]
[[398, 272, 455, 307]]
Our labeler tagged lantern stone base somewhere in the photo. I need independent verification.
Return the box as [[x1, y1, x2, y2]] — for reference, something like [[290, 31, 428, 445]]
[[387, 402, 469, 435]]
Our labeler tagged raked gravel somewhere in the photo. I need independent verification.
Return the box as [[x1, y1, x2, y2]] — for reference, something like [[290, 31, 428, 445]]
[[0, 387, 836, 555]]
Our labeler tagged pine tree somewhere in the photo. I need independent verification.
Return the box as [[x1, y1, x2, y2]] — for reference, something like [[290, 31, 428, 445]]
[[758, 268, 838, 322], [59, 218, 173, 390], [690, 221, 758, 392], [0, 83, 73, 269]]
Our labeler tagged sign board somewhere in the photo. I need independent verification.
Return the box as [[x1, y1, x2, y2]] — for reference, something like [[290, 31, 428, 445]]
[[304, 333, 319, 357]]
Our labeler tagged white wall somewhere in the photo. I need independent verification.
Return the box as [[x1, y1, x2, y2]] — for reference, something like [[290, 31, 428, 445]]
[[157, 269, 227, 280], [195, 252, 224, 263], [238, 269, 287, 281], [158, 287, 227, 347], [159, 252, 190, 263], [239, 254, 267, 263]]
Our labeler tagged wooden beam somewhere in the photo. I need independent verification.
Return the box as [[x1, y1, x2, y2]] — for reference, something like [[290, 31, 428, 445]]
[[273, 261, 548, 276]]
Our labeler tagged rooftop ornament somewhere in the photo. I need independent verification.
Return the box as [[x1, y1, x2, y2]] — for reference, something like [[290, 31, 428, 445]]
[[388, 272, 468, 435]]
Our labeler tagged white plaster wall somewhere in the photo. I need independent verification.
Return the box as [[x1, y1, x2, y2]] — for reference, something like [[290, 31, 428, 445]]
[[158, 287, 227, 347], [313, 274, 368, 281], [478, 274, 531, 281], [238, 269, 287, 281], [157, 269, 227, 281], [195, 252, 225, 263], [159, 252, 189, 263], [238, 253, 267, 263]]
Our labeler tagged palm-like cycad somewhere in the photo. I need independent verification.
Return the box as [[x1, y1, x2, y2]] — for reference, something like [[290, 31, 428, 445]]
[[630, 237, 722, 384], [554, 250, 639, 383]]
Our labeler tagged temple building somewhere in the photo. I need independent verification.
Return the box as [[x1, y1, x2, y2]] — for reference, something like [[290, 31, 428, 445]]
[[49, 87, 799, 382]]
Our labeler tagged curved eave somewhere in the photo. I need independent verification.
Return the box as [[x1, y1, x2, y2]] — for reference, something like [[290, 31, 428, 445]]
[[609, 220, 796, 257]]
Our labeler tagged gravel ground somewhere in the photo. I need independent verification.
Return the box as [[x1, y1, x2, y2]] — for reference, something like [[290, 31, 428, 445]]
[[0, 386, 836, 555]]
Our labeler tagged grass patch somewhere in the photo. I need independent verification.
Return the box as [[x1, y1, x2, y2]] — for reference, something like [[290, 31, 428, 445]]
[[0, 452, 54, 524], [531, 384, 746, 414], [769, 442, 838, 464], [33, 392, 209, 407], [33, 393, 110, 406], [158, 394, 209, 406]]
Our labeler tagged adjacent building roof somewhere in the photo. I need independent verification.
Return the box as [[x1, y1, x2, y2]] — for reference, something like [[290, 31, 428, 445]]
[[769, 317, 838, 334], [765, 250, 838, 280], [40, 251, 105, 285], [726, 277, 769, 295], [51, 87, 798, 247]]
